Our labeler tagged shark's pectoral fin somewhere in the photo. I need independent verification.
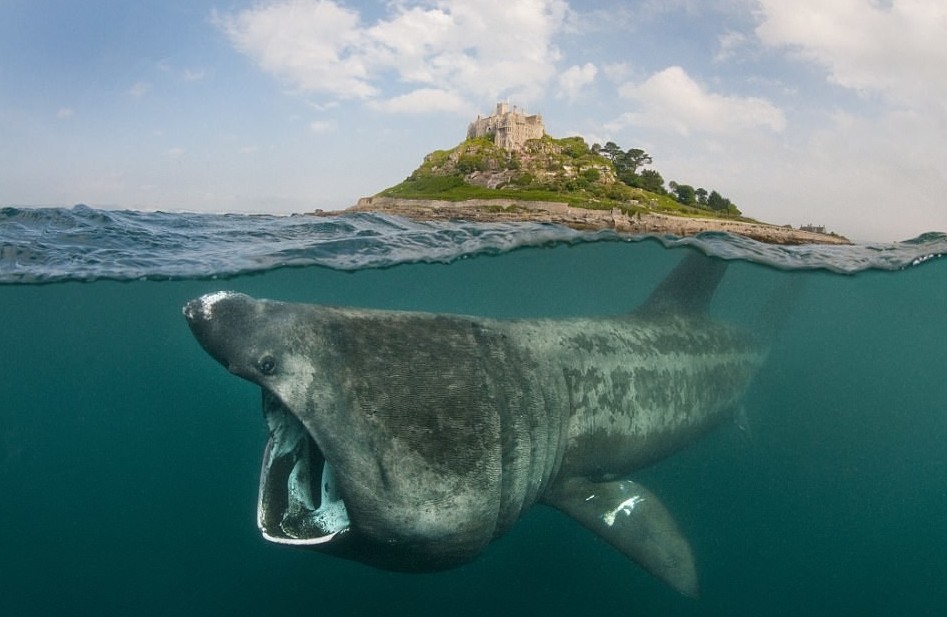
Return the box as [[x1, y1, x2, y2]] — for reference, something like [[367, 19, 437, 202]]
[[545, 477, 698, 598]]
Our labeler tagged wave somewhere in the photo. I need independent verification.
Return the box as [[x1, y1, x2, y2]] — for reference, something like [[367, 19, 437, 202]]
[[1, 205, 944, 284]]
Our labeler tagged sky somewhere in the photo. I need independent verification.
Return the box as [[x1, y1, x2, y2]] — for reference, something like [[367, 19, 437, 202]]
[[2, 0, 946, 241]]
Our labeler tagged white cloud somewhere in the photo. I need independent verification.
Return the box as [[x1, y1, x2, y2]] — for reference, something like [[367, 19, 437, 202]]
[[756, 0, 947, 110], [127, 81, 152, 98], [366, 0, 568, 102], [56, 107, 74, 119], [714, 30, 750, 62], [367, 88, 470, 114], [746, 0, 947, 239], [601, 62, 633, 83], [165, 147, 187, 159], [215, 0, 375, 99], [309, 120, 335, 133], [157, 59, 208, 83], [183, 68, 206, 82], [707, 106, 947, 240], [556, 63, 597, 101], [216, 0, 569, 108], [617, 66, 786, 136]]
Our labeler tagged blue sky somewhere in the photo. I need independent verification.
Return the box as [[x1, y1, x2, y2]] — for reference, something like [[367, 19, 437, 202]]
[[2, 0, 946, 241]]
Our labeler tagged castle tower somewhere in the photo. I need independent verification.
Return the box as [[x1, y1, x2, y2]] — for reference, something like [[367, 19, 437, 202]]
[[467, 103, 545, 151]]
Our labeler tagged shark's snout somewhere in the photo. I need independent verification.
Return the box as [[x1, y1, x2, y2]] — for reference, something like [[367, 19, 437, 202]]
[[183, 292, 353, 548], [183, 291, 241, 324], [183, 291, 251, 369]]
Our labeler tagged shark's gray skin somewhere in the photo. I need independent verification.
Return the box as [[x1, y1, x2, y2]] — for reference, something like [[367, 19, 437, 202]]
[[183, 254, 766, 597]]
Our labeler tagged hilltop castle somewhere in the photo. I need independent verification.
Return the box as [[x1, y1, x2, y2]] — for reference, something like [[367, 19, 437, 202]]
[[467, 102, 545, 151]]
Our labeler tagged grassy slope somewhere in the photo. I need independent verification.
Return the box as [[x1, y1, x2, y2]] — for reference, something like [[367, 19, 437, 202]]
[[378, 136, 752, 221]]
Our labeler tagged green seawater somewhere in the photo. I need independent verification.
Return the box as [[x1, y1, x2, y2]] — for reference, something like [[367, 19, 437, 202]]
[[2, 240, 946, 616]]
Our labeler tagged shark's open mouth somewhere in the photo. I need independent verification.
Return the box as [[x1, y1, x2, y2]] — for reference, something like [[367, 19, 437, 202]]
[[257, 393, 350, 545]]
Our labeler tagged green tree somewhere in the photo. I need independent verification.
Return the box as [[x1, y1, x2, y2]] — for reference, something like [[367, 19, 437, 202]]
[[707, 190, 728, 211], [696, 188, 708, 206], [622, 148, 653, 175], [672, 183, 697, 206], [706, 191, 741, 216], [636, 169, 665, 193], [601, 141, 623, 160], [602, 146, 654, 189]]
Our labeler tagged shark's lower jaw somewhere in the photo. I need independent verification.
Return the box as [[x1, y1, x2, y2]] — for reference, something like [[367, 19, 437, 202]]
[[257, 394, 350, 545]]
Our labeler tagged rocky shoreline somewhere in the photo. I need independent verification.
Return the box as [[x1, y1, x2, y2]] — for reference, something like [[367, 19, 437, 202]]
[[331, 197, 850, 246]]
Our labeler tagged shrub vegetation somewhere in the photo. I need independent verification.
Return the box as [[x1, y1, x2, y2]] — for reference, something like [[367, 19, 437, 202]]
[[379, 135, 744, 219]]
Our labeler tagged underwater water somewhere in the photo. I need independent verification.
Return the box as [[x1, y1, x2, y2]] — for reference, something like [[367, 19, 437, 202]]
[[2, 206, 947, 616]]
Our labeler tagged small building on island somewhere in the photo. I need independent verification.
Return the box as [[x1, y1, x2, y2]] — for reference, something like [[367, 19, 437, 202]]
[[467, 102, 545, 152]]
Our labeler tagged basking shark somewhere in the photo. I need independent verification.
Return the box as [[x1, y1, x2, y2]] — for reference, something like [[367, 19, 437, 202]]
[[183, 254, 767, 597]]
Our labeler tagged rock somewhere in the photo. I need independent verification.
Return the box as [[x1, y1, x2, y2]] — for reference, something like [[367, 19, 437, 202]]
[[326, 198, 850, 246]]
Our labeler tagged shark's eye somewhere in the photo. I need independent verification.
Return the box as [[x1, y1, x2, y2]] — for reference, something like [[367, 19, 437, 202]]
[[257, 355, 277, 375]]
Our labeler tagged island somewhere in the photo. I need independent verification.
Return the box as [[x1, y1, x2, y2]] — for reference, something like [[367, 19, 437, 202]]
[[323, 103, 849, 246]]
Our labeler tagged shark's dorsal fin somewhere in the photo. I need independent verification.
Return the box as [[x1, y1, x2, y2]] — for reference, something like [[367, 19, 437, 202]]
[[544, 477, 698, 597], [637, 252, 727, 317]]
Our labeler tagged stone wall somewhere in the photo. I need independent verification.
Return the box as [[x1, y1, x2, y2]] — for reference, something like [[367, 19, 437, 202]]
[[467, 102, 544, 151]]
